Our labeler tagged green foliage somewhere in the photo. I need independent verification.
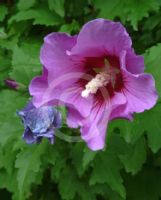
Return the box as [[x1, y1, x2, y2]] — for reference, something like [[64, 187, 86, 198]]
[[48, 0, 65, 17], [145, 44, 161, 96], [15, 142, 48, 200], [10, 42, 41, 85], [0, 5, 8, 22], [93, 0, 160, 30], [17, 0, 36, 10], [9, 7, 63, 26], [0, 0, 161, 200]]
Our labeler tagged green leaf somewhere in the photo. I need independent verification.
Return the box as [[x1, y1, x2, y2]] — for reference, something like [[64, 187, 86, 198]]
[[0, 5, 8, 22], [125, 0, 159, 30], [144, 43, 161, 97], [110, 103, 161, 153], [48, 0, 65, 17], [58, 165, 78, 199], [17, 0, 36, 10], [82, 147, 97, 169], [70, 144, 97, 177], [140, 104, 161, 153], [0, 51, 11, 86], [125, 167, 161, 200], [59, 164, 96, 200], [70, 143, 85, 177], [90, 151, 126, 198], [15, 142, 47, 200], [59, 20, 80, 34], [10, 42, 41, 85], [93, 0, 125, 20], [93, 0, 159, 29], [9, 7, 63, 26], [109, 117, 144, 144], [0, 90, 28, 147], [119, 137, 146, 175]]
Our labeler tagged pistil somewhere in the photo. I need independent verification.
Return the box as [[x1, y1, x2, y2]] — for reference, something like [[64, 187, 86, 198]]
[[81, 72, 110, 98], [81, 59, 120, 98]]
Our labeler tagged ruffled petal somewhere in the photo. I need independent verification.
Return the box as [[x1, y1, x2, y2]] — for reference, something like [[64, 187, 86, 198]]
[[29, 67, 48, 107], [59, 85, 93, 117], [30, 33, 86, 107], [80, 103, 110, 150], [53, 109, 62, 128], [40, 33, 77, 69], [25, 106, 55, 133], [23, 128, 36, 144], [78, 93, 126, 150], [109, 103, 133, 121], [125, 49, 145, 74], [40, 33, 85, 82], [122, 69, 158, 113], [70, 19, 132, 57], [67, 108, 84, 128]]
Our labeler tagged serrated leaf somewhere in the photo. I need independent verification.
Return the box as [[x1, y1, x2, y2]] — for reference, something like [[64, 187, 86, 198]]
[[70, 144, 97, 177], [9, 7, 63, 26], [17, 0, 36, 10], [144, 43, 161, 96], [119, 137, 146, 175], [0, 52, 11, 86], [70, 143, 85, 176], [48, 0, 65, 17], [15, 142, 47, 200], [90, 151, 126, 198], [59, 164, 96, 200], [125, 0, 159, 30], [93, 0, 159, 29], [93, 0, 125, 21], [58, 166, 78, 200], [110, 103, 161, 153], [140, 104, 161, 153], [0, 5, 8, 22], [109, 117, 144, 144], [82, 147, 96, 169], [10, 42, 41, 85], [0, 90, 28, 147], [59, 20, 80, 34]]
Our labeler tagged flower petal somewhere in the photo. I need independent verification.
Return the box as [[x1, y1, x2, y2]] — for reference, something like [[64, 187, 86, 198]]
[[122, 69, 158, 113], [109, 103, 133, 121], [59, 85, 93, 117], [80, 103, 110, 151], [29, 67, 48, 107], [40, 33, 82, 82], [25, 106, 55, 133], [67, 108, 84, 128], [125, 49, 145, 74], [23, 128, 36, 144], [30, 33, 86, 108], [70, 19, 132, 57], [78, 93, 126, 150], [53, 109, 62, 128]]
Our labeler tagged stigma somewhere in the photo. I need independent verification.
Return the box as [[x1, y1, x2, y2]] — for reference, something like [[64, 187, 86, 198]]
[[81, 72, 111, 98], [81, 58, 120, 98]]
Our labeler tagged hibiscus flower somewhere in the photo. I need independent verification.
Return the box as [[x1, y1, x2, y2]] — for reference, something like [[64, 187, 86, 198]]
[[29, 19, 158, 150]]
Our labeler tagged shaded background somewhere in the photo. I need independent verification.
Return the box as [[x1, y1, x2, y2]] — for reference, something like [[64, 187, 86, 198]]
[[0, 0, 161, 199]]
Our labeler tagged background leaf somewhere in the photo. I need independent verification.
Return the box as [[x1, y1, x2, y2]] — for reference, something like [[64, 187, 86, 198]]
[[0, 1, 161, 200]]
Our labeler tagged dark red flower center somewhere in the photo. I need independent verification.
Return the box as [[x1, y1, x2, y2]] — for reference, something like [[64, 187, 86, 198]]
[[81, 55, 124, 99]]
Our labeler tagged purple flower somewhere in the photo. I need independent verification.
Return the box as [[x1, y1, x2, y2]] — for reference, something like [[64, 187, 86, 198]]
[[17, 101, 62, 144], [29, 19, 158, 150]]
